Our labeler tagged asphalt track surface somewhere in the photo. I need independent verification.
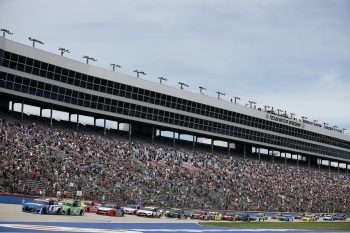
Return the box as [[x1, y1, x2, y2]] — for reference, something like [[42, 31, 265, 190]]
[[0, 204, 348, 233]]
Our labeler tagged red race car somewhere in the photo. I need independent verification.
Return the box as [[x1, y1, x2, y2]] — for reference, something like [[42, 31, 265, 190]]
[[95, 204, 124, 217]]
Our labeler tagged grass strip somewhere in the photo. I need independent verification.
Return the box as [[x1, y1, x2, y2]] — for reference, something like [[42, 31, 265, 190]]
[[199, 222, 350, 230]]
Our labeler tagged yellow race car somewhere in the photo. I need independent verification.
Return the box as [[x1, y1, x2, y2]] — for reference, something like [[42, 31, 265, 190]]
[[302, 215, 314, 221]]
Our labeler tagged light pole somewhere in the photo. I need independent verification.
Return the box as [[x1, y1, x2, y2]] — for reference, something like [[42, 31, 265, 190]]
[[313, 120, 318, 125], [82, 56, 97, 64], [234, 97, 240, 104], [58, 47, 70, 56], [323, 122, 328, 127], [277, 109, 283, 115], [199, 86, 206, 95], [264, 105, 270, 112], [342, 128, 347, 133], [1, 28, 13, 38], [333, 125, 338, 130], [248, 101, 256, 108], [158, 77, 168, 84], [111, 64, 121, 71], [290, 113, 295, 119], [28, 37, 44, 48], [133, 70, 147, 78], [178, 82, 189, 90], [216, 91, 226, 100]]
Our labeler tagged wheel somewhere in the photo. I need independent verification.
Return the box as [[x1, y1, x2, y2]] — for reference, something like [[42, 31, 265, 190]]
[[67, 209, 71, 215], [56, 208, 61, 215], [80, 210, 83, 216], [39, 208, 46, 215]]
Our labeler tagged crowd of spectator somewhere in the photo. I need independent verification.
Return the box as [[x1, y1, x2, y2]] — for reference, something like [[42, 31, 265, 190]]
[[0, 120, 349, 213]]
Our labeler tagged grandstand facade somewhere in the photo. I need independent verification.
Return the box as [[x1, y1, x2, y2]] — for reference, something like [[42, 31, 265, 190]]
[[0, 37, 350, 169]]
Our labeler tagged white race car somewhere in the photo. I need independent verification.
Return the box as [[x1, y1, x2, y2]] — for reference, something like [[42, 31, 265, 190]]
[[136, 207, 161, 218], [123, 204, 140, 215]]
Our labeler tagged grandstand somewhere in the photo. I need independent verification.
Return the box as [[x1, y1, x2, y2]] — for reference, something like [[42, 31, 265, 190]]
[[0, 36, 349, 169], [0, 36, 350, 213]]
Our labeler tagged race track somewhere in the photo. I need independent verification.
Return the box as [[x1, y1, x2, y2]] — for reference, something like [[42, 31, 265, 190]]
[[0, 204, 348, 233]]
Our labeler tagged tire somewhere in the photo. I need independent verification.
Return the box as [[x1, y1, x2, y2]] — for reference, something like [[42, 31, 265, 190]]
[[39, 208, 46, 215], [67, 209, 71, 215], [80, 210, 83, 216], [56, 208, 61, 215]]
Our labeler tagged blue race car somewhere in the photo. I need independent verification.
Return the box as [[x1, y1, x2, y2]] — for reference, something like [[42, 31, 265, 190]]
[[279, 215, 292, 221], [22, 198, 61, 214]]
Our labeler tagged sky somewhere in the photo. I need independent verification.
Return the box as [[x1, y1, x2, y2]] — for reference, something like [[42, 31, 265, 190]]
[[1, 0, 350, 133]]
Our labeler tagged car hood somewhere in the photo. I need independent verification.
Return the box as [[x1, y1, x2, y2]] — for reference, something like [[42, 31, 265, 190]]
[[23, 203, 46, 208], [98, 207, 114, 211], [138, 210, 154, 214]]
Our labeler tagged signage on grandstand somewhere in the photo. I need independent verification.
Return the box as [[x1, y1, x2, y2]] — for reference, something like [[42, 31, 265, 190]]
[[269, 115, 302, 128]]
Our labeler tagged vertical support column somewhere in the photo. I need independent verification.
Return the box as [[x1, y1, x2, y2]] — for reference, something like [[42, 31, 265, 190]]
[[21, 100, 24, 123], [211, 139, 214, 155], [228, 141, 231, 156], [296, 155, 299, 168], [284, 153, 287, 166], [192, 136, 196, 151], [103, 119, 106, 136], [152, 126, 155, 145], [347, 164, 349, 175], [117, 122, 120, 131], [243, 143, 246, 160], [173, 131, 176, 147], [50, 107, 53, 127], [76, 113, 79, 130], [258, 148, 261, 161], [40, 107, 43, 117], [128, 123, 132, 143], [178, 133, 181, 140], [68, 113, 71, 122], [308, 155, 311, 168], [11, 101, 15, 111], [272, 150, 274, 164], [328, 160, 331, 172], [337, 162, 340, 174], [319, 159, 321, 170], [94, 117, 96, 127]]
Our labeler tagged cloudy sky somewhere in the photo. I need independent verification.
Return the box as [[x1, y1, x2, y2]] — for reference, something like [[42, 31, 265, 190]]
[[1, 0, 349, 132]]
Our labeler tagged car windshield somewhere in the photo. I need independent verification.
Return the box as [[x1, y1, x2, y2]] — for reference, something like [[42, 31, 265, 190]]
[[194, 211, 204, 214], [33, 199, 49, 205], [103, 204, 115, 208], [62, 202, 72, 206], [127, 205, 138, 208]]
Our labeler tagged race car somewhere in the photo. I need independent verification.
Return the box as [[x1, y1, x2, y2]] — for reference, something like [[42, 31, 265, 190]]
[[58, 200, 84, 216], [165, 209, 188, 219], [333, 214, 347, 221], [96, 204, 124, 217], [221, 212, 237, 221], [323, 214, 334, 221], [189, 211, 207, 219], [198, 212, 221, 221], [80, 200, 98, 213], [302, 215, 314, 222], [236, 213, 251, 221], [249, 213, 268, 221], [136, 207, 161, 218], [272, 214, 282, 219], [294, 213, 305, 219], [22, 198, 61, 215], [123, 204, 141, 215], [256, 213, 268, 221], [279, 215, 292, 221]]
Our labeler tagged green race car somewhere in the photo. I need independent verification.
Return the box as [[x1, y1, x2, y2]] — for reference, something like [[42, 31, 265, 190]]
[[58, 200, 84, 216]]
